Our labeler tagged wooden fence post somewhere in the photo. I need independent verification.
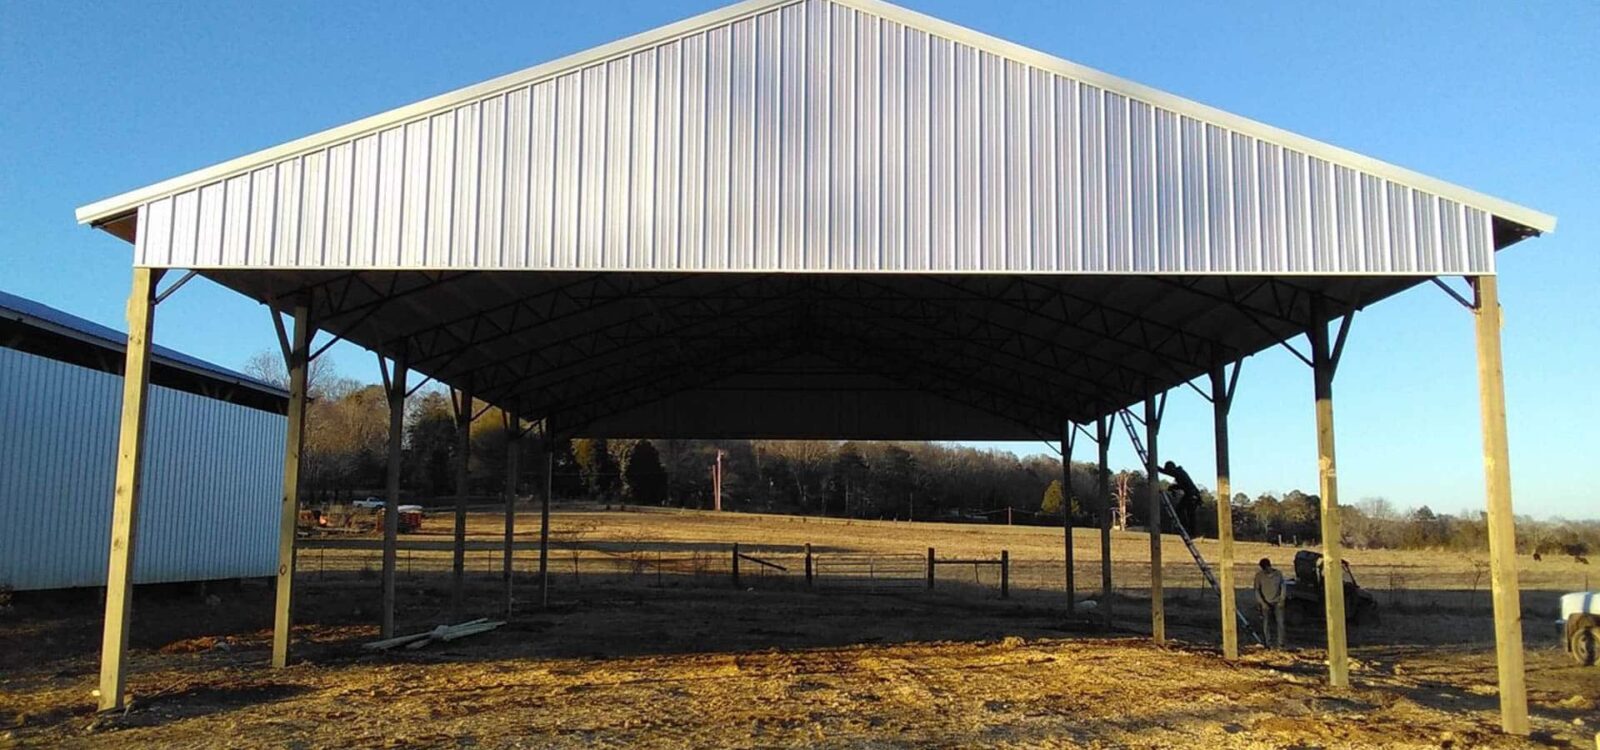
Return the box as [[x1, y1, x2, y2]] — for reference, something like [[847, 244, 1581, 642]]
[[732, 543, 740, 589], [927, 547, 936, 589], [804, 543, 814, 587], [1001, 551, 1010, 599]]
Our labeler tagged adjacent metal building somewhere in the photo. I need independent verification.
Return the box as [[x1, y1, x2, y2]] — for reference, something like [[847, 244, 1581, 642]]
[[0, 290, 287, 591]]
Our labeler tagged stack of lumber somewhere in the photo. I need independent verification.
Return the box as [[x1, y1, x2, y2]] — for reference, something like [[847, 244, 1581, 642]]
[[361, 618, 505, 651]]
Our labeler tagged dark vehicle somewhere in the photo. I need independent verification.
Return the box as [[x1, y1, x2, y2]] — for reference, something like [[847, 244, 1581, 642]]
[[1285, 550, 1380, 626]]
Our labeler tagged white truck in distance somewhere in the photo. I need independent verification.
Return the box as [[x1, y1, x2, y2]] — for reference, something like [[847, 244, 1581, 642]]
[[1561, 591, 1599, 666]]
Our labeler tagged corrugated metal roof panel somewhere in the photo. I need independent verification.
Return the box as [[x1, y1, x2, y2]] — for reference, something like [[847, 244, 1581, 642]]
[[78, 0, 1551, 273]]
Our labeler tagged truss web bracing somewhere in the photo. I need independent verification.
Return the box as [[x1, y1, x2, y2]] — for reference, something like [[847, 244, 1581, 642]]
[[203, 268, 1413, 437]]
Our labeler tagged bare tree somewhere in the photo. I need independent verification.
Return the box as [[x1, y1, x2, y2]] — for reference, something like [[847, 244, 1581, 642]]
[[758, 440, 836, 513], [242, 349, 339, 399]]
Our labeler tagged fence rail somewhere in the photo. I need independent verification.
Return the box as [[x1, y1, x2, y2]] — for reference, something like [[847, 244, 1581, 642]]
[[298, 539, 1061, 601]]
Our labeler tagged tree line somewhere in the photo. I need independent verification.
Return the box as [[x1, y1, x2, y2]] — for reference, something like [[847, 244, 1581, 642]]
[[247, 352, 1597, 558]]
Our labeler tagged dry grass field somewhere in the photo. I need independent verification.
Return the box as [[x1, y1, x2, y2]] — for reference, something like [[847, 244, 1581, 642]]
[[3, 504, 1597, 748]]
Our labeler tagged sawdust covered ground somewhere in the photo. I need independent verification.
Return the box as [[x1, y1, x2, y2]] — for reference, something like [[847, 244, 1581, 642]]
[[2, 507, 1597, 748]]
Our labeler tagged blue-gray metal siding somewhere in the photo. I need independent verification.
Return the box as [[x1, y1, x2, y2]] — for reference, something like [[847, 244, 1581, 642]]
[[116, 0, 1516, 275], [0, 347, 285, 591]]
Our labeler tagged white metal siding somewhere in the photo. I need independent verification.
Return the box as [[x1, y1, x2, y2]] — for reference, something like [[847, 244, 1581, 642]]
[[126, 0, 1503, 275], [0, 347, 285, 591]]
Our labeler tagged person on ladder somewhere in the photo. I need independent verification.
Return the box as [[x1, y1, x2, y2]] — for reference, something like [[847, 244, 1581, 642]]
[[1158, 461, 1204, 536]]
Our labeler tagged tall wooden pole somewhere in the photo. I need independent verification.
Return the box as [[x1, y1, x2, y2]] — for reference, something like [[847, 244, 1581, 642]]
[[503, 417, 519, 618], [97, 266, 163, 712], [540, 432, 553, 608], [451, 388, 473, 619], [1210, 364, 1239, 660], [271, 304, 311, 669], [1144, 396, 1164, 645], [1470, 275, 1529, 735], [1061, 422, 1075, 611], [380, 360, 406, 639], [1307, 298, 1349, 688], [713, 450, 724, 511], [1096, 416, 1113, 628]]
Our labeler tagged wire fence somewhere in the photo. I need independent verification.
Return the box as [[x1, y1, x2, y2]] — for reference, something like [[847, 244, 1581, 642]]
[[294, 541, 1222, 607]]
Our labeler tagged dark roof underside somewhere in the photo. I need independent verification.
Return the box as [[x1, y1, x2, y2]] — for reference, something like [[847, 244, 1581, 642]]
[[204, 269, 1421, 439]]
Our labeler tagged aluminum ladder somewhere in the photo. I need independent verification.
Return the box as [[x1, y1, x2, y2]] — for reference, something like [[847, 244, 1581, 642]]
[[1117, 409, 1265, 646]]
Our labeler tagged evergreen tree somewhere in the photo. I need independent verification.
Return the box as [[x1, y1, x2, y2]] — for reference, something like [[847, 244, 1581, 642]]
[[826, 443, 870, 516], [623, 440, 669, 505], [404, 390, 457, 496], [550, 439, 584, 499], [573, 438, 621, 501]]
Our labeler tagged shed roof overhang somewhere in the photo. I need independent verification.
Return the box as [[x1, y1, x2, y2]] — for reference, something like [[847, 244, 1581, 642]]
[[76, 0, 1553, 439], [0, 290, 289, 414]]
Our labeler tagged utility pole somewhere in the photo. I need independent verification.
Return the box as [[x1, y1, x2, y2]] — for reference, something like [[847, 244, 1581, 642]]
[[1115, 473, 1131, 531], [711, 449, 725, 511]]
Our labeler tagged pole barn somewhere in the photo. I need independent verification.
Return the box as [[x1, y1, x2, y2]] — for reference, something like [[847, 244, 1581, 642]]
[[74, 0, 1553, 734]]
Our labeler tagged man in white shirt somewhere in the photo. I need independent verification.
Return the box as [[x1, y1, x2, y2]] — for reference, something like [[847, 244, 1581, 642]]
[[1253, 557, 1287, 648]]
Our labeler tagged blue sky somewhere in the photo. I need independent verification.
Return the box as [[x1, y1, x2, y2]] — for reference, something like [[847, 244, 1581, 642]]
[[2, 1, 1595, 519]]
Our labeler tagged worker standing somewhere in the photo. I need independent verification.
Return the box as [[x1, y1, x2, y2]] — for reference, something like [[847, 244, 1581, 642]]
[[1254, 557, 1287, 648]]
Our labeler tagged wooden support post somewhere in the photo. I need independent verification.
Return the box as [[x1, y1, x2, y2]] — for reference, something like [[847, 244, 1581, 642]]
[[927, 547, 936, 589], [1096, 417, 1113, 627], [804, 543, 814, 587], [380, 359, 406, 640], [1145, 396, 1164, 644], [1211, 364, 1239, 661], [271, 304, 311, 669], [1308, 298, 1350, 688], [539, 434, 552, 608], [1061, 423, 1075, 611], [1470, 275, 1530, 735], [732, 543, 741, 588], [502, 417, 518, 618], [451, 388, 473, 619], [97, 267, 163, 712], [1000, 550, 1010, 599]]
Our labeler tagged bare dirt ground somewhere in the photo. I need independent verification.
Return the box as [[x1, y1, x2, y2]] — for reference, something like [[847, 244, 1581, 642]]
[[3, 506, 1597, 748]]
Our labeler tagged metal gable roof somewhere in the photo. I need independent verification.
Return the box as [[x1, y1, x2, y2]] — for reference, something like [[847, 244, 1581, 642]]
[[76, 0, 1552, 276]]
